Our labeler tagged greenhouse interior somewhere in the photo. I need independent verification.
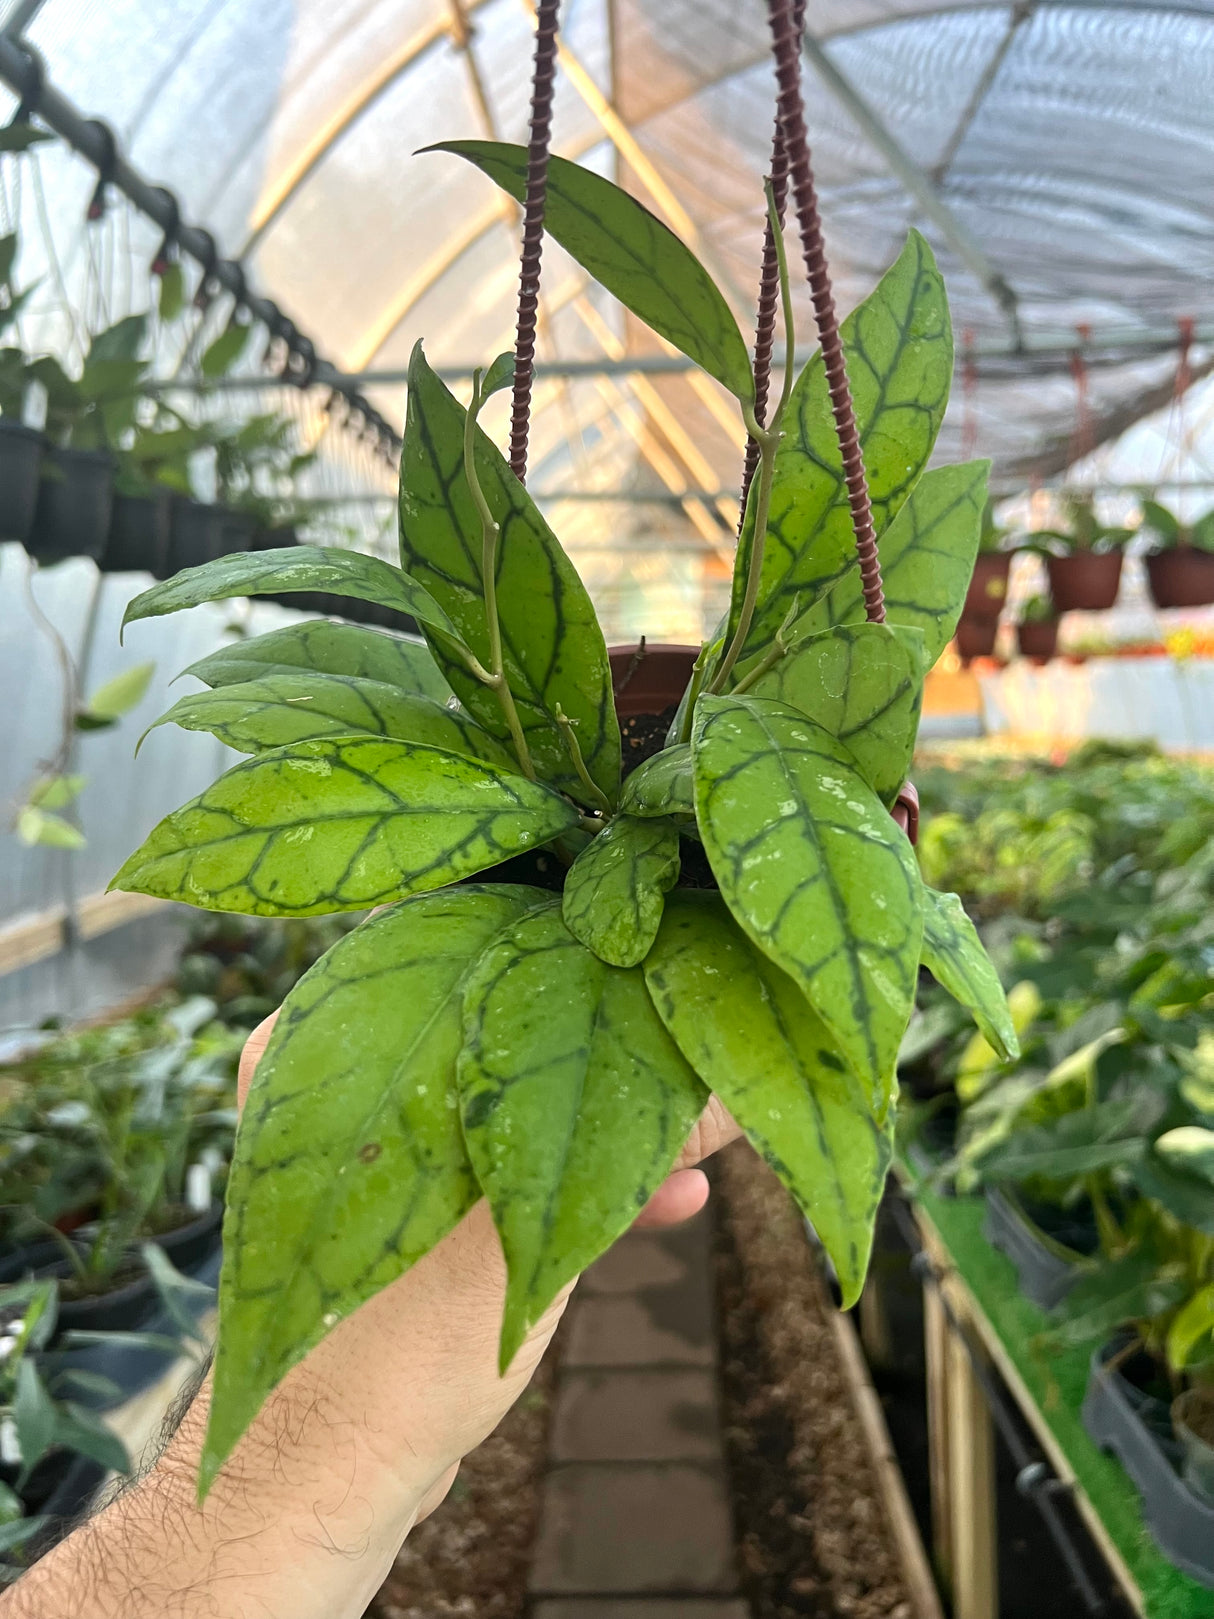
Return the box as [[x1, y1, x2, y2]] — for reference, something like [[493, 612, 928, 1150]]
[[2, 0, 1214, 1614]]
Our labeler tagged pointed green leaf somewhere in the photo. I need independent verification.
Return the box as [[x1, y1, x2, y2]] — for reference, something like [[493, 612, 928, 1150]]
[[184, 621, 454, 704], [482, 351, 516, 398], [122, 546, 461, 647], [1154, 1127, 1214, 1187], [692, 695, 922, 1109], [730, 232, 952, 661], [17, 806, 86, 850], [920, 888, 1019, 1063], [793, 462, 990, 669], [458, 905, 707, 1368], [434, 142, 753, 402], [750, 623, 924, 805], [50, 1405, 130, 1478], [562, 816, 681, 968], [645, 892, 891, 1305], [146, 673, 513, 764], [1166, 1283, 1214, 1372], [618, 744, 695, 820], [13, 1361, 55, 1475], [200, 317, 251, 380], [27, 774, 86, 810], [83, 660, 155, 720], [110, 737, 580, 916], [400, 344, 618, 803], [200, 886, 543, 1494]]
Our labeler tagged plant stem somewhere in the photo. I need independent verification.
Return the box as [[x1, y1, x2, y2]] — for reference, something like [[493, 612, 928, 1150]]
[[677, 642, 713, 745], [554, 704, 613, 816], [709, 181, 796, 699], [462, 374, 536, 780]]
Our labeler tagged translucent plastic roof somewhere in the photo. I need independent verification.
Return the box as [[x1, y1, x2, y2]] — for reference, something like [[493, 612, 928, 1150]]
[[5, 0, 1214, 631]]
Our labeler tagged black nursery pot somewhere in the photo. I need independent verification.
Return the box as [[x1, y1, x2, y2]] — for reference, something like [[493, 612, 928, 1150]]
[[983, 1187, 1085, 1310], [251, 523, 297, 552], [26, 447, 114, 565], [166, 498, 224, 575], [0, 419, 43, 544], [217, 507, 257, 559], [101, 489, 172, 575], [1083, 1336, 1214, 1587]]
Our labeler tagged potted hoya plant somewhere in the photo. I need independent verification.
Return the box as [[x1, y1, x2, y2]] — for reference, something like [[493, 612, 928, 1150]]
[[108, 0, 1018, 1498], [1030, 490, 1131, 612], [1140, 498, 1214, 610], [1015, 593, 1060, 663]]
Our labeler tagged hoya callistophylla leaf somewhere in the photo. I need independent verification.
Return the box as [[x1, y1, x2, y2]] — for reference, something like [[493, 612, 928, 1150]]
[[122, 547, 460, 647], [618, 745, 694, 820], [184, 622, 454, 705], [920, 888, 1019, 1063], [434, 142, 754, 403], [793, 462, 990, 669], [729, 231, 952, 663], [458, 905, 707, 1368], [146, 673, 513, 765], [692, 696, 922, 1110], [645, 892, 891, 1305], [562, 816, 681, 968], [749, 624, 925, 806], [400, 346, 619, 804], [201, 886, 546, 1494], [110, 737, 579, 916]]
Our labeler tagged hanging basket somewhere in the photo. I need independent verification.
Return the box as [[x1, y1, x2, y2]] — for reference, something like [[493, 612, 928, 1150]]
[[955, 617, 999, 662], [1016, 619, 1059, 663], [0, 419, 44, 545], [1145, 548, 1214, 610], [102, 489, 173, 575], [26, 447, 114, 565], [1046, 552, 1123, 612], [962, 553, 1011, 622]]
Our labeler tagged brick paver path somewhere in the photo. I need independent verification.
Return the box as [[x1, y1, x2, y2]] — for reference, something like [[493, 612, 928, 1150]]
[[529, 1210, 748, 1619]]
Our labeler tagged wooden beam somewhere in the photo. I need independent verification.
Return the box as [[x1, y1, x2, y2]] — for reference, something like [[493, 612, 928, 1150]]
[[0, 891, 171, 980], [946, 1314, 998, 1619]]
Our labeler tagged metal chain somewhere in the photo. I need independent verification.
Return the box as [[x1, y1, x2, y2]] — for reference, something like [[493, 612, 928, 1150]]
[[509, 0, 561, 483], [766, 0, 885, 622]]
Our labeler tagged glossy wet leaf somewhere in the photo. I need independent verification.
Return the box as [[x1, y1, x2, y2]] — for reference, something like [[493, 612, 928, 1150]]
[[562, 816, 681, 968], [793, 461, 990, 669], [435, 142, 753, 402], [122, 546, 460, 646], [730, 232, 952, 661], [458, 905, 707, 1368], [692, 695, 922, 1109], [110, 736, 579, 916], [146, 673, 512, 764], [920, 887, 1019, 1062], [184, 621, 454, 704], [618, 745, 695, 820], [749, 624, 924, 805], [201, 886, 545, 1494], [645, 892, 891, 1305], [400, 345, 619, 804]]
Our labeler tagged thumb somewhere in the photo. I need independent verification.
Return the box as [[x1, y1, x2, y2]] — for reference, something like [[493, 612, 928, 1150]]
[[237, 1010, 280, 1112]]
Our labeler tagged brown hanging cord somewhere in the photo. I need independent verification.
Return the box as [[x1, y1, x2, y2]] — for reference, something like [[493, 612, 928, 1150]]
[[509, 0, 561, 484], [766, 0, 884, 622]]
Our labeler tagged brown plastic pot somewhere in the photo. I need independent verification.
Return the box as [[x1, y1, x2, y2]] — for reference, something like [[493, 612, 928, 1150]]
[[1046, 552, 1123, 612], [1016, 619, 1059, 663], [963, 553, 1011, 621], [1145, 548, 1214, 609], [955, 617, 998, 662], [608, 643, 698, 717]]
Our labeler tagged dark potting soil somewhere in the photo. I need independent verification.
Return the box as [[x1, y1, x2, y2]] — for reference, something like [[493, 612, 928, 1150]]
[[365, 1326, 560, 1619], [865, 1199, 1137, 1619], [620, 702, 680, 775], [712, 1142, 914, 1619]]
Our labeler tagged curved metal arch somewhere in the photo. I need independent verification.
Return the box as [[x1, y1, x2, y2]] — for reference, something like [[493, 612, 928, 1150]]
[[238, 0, 498, 257]]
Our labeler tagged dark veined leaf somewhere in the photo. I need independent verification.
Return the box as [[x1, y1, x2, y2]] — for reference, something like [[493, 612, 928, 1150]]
[[793, 461, 990, 669], [645, 892, 891, 1305], [145, 673, 513, 764], [749, 623, 924, 805], [458, 904, 707, 1368], [729, 232, 952, 662], [618, 744, 695, 820], [201, 886, 546, 1494], [110, 737, 580, 916], [434, 142, 753, 403], [562, 816, 681, 968], [183, 621, 454, 704], [920, 887, 1019, 1062], [122, 546, 461, 647], [692, 695, 922, 1110], [400, 345, 619, 804]]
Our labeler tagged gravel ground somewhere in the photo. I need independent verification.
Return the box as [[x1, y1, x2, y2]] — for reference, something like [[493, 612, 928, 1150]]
[[714, 1141, 915, 1619]]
